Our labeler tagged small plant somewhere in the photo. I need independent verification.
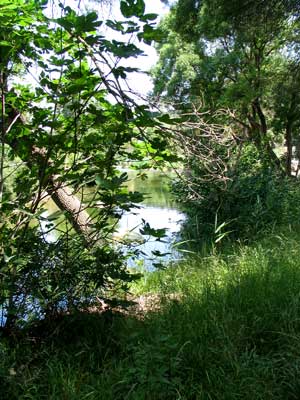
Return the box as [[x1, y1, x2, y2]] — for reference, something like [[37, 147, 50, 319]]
[[213, 211, 235, 245]]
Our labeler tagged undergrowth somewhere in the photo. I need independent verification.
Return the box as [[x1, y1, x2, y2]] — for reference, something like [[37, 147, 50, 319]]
[[2, 231, 300, 399]]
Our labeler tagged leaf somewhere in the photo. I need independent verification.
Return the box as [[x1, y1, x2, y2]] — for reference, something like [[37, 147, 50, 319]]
[[152, 262, 166, 270], [56, 44, 73, 55], [103, 40, 143, 58], [112, 66, 140, 79], [214, 220, 228, 234], [138, 25, 163, 44], [215, 231, 233, 243], [120, 1, 131, 18], [140, 13, 158, 22], [0, 40, 12, 47], [75, 12, 102, 33], [120, 0, 145, 18], [106, 20, 124, 32], [55, 16, 74, 31], [15, 208, 35, 217], [139, 221, 167, 239], [151, 250, 171, 257]]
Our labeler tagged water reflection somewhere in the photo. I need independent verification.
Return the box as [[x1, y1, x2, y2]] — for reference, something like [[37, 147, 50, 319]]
[[125, 170, 176, 208], [41, 171, 185, 269], [116, 206, 185, 269], [117, 171, 186, 269]]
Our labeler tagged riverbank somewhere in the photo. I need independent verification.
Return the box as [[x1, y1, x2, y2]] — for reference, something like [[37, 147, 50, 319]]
[[2, 229, 300, 399]]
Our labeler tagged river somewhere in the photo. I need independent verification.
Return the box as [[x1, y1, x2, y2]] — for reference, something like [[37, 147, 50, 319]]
[[42, 170, 185, 270], [116, 170, 186, 269]]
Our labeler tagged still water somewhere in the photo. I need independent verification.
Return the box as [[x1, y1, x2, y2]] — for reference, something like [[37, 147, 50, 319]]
[[42, 171, 185, 269], [116, 171, 186, 269]]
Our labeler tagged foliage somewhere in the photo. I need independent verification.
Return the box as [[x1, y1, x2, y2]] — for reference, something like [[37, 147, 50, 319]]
[[0, 0, 168, 331], [173, 143, 300, 243], [0, 225, 138, 328], [152, 0, 300, 241]]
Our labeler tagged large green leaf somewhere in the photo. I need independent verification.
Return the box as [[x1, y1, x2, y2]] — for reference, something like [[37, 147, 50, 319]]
[[120, 0, 145, 18]]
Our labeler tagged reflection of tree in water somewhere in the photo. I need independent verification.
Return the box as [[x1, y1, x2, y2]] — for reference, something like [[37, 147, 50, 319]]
[[41, 171, 185, 269], [116, 171, 186, 270], [126, 171, 176, 208]]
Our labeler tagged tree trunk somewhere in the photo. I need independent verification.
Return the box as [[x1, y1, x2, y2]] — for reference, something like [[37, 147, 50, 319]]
[[286, 120, 293, 176], [285, 92, 296, 177], [5, 127, 92, 245], [248, 99, 285, 174], [48, 177, 92, 244]]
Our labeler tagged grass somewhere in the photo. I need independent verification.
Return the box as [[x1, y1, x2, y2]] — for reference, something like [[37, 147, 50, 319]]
[[2, 230, 300, 399]]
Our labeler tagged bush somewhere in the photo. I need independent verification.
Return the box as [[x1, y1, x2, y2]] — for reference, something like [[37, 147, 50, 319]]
[[174, 144, 300, 243], [0, 223, 136, 331]]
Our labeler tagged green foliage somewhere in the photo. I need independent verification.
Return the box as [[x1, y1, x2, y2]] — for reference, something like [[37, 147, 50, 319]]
[[0, 216, 140, 327], [174, 144, 300, 243], [152, 0, 300, 197], [120, 0, 145, 18], [151, 0, 300, 243], [0, 0, 169, 331], [154, 0, 296, 111]]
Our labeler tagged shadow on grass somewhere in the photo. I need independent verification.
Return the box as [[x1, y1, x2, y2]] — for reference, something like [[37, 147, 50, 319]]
[[3, 233, 300, 399]]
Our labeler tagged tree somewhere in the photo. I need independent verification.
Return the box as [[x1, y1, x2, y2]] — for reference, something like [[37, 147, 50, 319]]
[[153, 0, 300, 173], [152, 0, 300, 241], [0, 0, 166, 330]]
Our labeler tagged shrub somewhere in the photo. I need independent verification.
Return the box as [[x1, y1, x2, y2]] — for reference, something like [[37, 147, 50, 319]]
[[174, 144, 300, 243]]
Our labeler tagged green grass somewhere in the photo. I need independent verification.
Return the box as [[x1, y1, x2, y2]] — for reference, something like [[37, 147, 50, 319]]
[[3, 231, 300, 399]]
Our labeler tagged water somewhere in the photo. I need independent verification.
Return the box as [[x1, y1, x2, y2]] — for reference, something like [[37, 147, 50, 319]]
[[2, 171, 185, 326], [42, 170, 185, 269], [116, 171, 186, 269]]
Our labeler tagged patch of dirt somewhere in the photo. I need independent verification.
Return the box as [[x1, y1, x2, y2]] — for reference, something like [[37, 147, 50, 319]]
[[86, 293, 182, 318]]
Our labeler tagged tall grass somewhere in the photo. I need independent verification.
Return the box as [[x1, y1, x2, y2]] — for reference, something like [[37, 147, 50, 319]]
[[2, 231, 300, 399]]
